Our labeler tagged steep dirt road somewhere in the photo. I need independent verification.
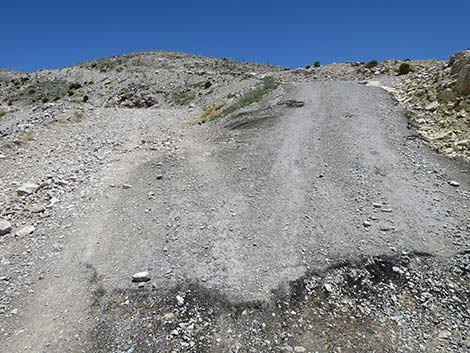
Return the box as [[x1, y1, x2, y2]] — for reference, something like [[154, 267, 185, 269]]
[[3, 82, 470, 352]]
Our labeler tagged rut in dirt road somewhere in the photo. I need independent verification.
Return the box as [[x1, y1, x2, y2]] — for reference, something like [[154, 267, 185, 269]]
[[3, 82, 470, 353]]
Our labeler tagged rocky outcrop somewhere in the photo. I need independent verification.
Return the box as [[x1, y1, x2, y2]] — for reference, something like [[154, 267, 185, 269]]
[[391, 52, 470, 160]]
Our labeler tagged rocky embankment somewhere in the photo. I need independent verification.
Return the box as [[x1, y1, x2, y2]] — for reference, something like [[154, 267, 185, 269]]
[[392, 51, 470, 160]]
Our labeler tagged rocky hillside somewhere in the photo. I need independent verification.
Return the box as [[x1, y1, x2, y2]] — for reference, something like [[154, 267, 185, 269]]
[[392, 51, 470, 160], [0, 51, 469, 353], [0, 51, 284, 137], [1, 50, 469, 162]]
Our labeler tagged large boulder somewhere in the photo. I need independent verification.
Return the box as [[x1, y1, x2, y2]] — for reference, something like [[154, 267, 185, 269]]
[[454, 64, 470, 95], [449, 50, 470, 75], [449, 51, 470, 95]]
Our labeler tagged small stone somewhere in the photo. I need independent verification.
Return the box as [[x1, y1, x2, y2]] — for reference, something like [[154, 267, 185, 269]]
[[156, 174, 163, 180], [438, 330, 451, 340], [132, 271, 150, 282], [16, 182, 40, 196], [448, 180, 460, 187], [176, 295, 185, 306], [323, 283, 333, 293], [372, 202, 382, 208], [363, 220, 372, 227], [0, 153, 6, 159], [30, 205, 46, 213], [425, 101, 439, 111], [122, 184, 132, 189], [294, 346, 306, 353], [15, 225, 36, 237], [0, 220, 12, 235], [162, 312, 176, 321]]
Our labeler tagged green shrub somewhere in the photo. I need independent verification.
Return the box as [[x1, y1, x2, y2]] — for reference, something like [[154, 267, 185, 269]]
[[365, 60, 379, 69], [398, 63, 411, 75], [28, 88, 36, 95], [83, 95, 89, 103], [314, 61, 321, 67], [203, 80, 212, 89], [172, 91, 195, 105], [69, 82, 82, 90], [0, 111, 6, 118], [41, 97, 49, 103], [305, 65, 311, 69], [67, 90, 75, 96]]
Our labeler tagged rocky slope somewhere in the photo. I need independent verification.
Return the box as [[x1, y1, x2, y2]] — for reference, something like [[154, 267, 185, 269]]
[[0, 51, 469, 353]]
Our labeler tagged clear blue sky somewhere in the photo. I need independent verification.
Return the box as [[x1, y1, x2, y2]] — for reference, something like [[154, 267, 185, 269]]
[[2, 0, 469, 72]]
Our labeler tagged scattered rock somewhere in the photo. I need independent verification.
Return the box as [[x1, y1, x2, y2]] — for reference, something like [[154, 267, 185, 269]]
[[176, 295, 185, 306], [29, 205, 46, 213], [0, 220, 12, 235], [132, 271, 150, 282], [15, 225, 36, 236], [16, 182, 40, 196], [363, 220, 372, 227], [448, 180, 460, 187]]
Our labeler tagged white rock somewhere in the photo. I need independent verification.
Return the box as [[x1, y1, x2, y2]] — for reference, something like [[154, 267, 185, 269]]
[[16, 182, 40, 196], [448, 180, 460, 187], [0, 220, 12, 235], [294, 346, 306, 353], [363, 220, 372, 227], [132, 271, 150, 282], [15, 225, 36, 237], [176, 295, 185, 306], [30, 205, 46, 213]]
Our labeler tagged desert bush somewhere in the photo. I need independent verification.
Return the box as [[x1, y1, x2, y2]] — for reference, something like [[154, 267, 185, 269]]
[[199, 102, 225, 124], [215, 76, 278, 119], [69, 82, 82, 90], [314, 61, 321, 67], [83, 95, 89, 102], [365, 60, 379, 69], [398, 63, 411, 75], [203, 81, 212, 89], [41, 97, 49, 103], [305, 65, 311, 69], [172, 91, 195, 106]]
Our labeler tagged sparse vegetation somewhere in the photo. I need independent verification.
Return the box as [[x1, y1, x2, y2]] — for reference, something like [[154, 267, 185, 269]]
[[199, 102, 226, 124], [199, 76, 278, 124], [365, 60, 379, 69], [69, 111, 84, 123], [67, 90, 75, 96], [398, 62, 411, 75], [203, 81, 212, 89], [0, 111, 7, 118], [314, 61, 321, 68], [171, 91, 195, 106], [223, 77, 278, 116], [69, 82, 82, 90], [305, 65, 311, 69], [41, 97, 49, 103], [14, 132, 36, 145], [83, 95, 89, 103]]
